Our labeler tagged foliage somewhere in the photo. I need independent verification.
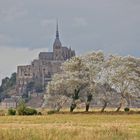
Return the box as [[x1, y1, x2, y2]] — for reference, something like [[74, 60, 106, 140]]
[[0, 73, 17, 100], [0, 73, 16, 91], [8, 108, 16, 115], [24, 108, 37, 115], [124, 107, 130, 112], [17, 100, 37, 115], [46, 51, 140, 112], [47, 110, 58, 115], [17, 100, 27, 115], [37, 112, 42, 115]]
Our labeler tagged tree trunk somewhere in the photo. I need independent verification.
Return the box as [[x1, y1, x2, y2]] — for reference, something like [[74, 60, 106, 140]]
[[56, 105, 61, 112], [85, 102, 90, 112], [116, 102, 122, 112], [70, 103, 76, 112], [57, 99, 68, 112], [125, 96, 131, 109], [101, 101, 107, 112], [86, 94, 92, 112], [86, 103, 90, 112], [70, 87, 80, 112]]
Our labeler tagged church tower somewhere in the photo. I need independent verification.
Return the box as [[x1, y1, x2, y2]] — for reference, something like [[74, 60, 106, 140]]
[[53, 21, 63, 60]]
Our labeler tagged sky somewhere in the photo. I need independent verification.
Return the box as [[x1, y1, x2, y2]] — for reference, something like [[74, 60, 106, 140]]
[[0, 0, 140, 82]]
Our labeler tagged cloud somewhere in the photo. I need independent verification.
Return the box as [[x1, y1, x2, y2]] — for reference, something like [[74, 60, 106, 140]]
[[0, 46, 48, 83], [0, 1, 27, 22], [0, 0, 140, 83], [40, 19, 56, 27], [0, 34, 13, 45], [73, 17, 88, 27]]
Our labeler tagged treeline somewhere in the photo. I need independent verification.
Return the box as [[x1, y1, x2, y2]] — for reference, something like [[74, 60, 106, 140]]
[[0, 72, 43, 100], [0, 73, 16, 101]]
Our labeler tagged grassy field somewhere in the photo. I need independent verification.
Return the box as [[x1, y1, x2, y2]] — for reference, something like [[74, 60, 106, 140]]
[[0, 113, 140, 140]]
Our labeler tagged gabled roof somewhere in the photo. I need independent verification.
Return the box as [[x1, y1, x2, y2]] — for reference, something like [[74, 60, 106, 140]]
[[2, 98, 17, 103]]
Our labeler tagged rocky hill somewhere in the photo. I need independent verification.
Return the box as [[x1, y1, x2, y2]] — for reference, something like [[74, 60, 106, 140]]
[[0, 73, 17, 101]]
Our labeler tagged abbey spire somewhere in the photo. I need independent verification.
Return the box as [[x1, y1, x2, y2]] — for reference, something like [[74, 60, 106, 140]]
[[56, 20, 59, 39], [53, 20, 62, 49]]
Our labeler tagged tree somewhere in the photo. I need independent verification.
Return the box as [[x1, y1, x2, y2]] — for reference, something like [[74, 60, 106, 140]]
[[0, 73, 17, 100], [46, 51, 140, 112], [92, 55, 121, 112], [47, 74, 70, 111], [82, 52, 105, 111], [47, 52, 105, 112], [9, 72, 16, 87], [47, 57, 89, 112], [17, 100, 26, 115], [108, 56, 140, 111]]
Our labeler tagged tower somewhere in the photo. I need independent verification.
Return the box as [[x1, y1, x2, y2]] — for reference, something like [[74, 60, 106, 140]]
[[53, 21, 63, 60]]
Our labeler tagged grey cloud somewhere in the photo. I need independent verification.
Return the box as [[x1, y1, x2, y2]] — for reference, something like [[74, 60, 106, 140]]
[[0, 0, 139, 57]]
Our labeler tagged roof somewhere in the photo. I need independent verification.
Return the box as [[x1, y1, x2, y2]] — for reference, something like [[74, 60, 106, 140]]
[[39, 52, 53, 60], [53, 38, 62, 48], [2, 98, 17, 103]]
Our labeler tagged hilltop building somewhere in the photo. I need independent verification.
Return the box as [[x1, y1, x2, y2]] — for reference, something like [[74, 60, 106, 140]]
[[16, 23, 75, 95]]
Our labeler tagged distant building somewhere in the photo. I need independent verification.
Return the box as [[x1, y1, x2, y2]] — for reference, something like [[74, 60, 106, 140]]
[[1, 98, 17, 109], [16, 22, 75, 95]]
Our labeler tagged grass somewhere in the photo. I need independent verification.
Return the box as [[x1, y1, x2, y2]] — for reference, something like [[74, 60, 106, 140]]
[[0, 113, 140, 140]]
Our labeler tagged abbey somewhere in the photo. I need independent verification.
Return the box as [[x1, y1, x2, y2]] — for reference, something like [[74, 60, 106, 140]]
[[16, 23, 75, 95]]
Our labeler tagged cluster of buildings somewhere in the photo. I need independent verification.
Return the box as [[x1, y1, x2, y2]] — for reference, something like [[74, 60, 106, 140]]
[[1, 23, 75, 108], [1, 98, 17, 109], [16, 23, 75, 95]]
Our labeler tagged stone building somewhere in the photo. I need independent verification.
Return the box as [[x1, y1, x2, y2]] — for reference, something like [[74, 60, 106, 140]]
[[1, 98, 17, 109], [16, 23, 75, 95]]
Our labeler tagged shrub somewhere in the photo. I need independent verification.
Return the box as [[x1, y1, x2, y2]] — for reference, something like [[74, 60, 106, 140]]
[[17, 100, 37, 115], [8, 108, 16, 115], [24, 108, 37, 115], [124, 107, 130, 112], [38, 112, 42, 115], [47, 110, 58, 115]]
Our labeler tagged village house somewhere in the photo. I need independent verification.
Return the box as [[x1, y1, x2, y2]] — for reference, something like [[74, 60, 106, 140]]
[[1, 98, 17, 109]]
